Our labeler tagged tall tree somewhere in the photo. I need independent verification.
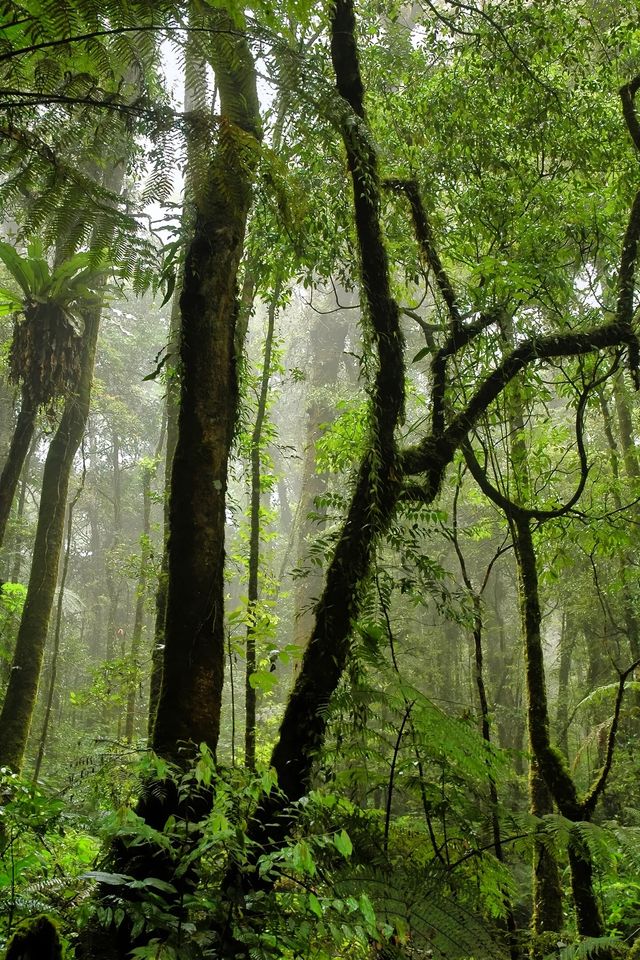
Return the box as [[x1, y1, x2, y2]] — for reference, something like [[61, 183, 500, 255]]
[[149, 8, 262, 764], [239, 29, 640, 885], [0, 169, 126, 772]]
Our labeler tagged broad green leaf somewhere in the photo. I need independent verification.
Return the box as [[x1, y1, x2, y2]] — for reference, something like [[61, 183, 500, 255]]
[[308, 892, 323, 917], [334, 829, 353, 859], [0, 242, 34, 296]]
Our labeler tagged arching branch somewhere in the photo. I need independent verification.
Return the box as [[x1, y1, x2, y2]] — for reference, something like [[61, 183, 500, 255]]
[[401, 318, 629, 478], [461, 383, 591, 523], [582, 656, 640, 818], [620, 75, 640, 152]]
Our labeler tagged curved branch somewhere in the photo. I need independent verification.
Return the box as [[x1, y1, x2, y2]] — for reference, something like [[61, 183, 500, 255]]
[[386, 178, 463, 329], [386, 178, 501, 433], [582, 656, 640, 818], [620, 76, 640, 152], [401, 319, 629, 477], [461, 386, 590, 522]]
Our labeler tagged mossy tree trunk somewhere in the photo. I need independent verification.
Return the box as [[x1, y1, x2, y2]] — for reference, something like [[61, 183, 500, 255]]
[[598, 381, 640, 664], [148, 40, 206, 736], [555, 610, 574, 762], [150, 13, 261, 765], [514, 518, 563, 934], [7, 429, 38, 582], [237, 0, 406, 869], [0, 387, 37, 553], [33, 467, 85, 780], [0, 301, 103, 771], [450, 482, 519, 958], [500, 310, 563, 937], [512, 513, 605, 936]]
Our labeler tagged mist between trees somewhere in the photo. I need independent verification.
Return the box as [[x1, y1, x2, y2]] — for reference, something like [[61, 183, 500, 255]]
[[2, 1, 640, 959]]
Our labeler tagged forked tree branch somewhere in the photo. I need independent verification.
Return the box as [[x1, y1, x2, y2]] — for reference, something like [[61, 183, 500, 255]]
[[401, 319, 631, 477]]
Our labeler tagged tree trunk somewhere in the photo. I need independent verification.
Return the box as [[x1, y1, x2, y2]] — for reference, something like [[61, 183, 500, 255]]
[[0, 302, 102, 771], [0, 387, 37, 552], [150, 13, 261, 764], [599, 383, 640, 661], [613, 371, 640, 484], [513, 513, 604, 936], [500, 312, 563, 936], [76, 22, 262, 960], [148, 38, 207, 737], [236, 0, 406, 872], [7, 429, 38, 583], [105, 429, 122, 665], [125, 462, 152, 743], [245, 278, 280, 770], [33, 467, 85, 779], [555, 609, 574, 762], [148, 285, 181, 736]]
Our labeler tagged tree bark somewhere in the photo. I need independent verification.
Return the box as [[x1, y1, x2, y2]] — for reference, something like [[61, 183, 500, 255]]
[[513, 513, 603, 936], [0, 301, 103, 771], [245, 278, 280, 770], [555, 610, 574, 762], [0, 387, 37, 553], [148, 37, 207, 737], [150, 12, 261, 763], [148, 280, 181, 736], [33, 466, 85, 780], [124, 462, 152, 743], [237, 0, 405, 870], [7, 429, 38, 583], [499, 310, 563, 936]]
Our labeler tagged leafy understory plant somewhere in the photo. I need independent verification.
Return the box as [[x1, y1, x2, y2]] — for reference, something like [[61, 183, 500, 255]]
[[0, 767, 97, 952]]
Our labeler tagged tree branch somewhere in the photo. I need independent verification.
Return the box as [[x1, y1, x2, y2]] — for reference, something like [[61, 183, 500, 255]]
[[620, 75, 640, 152], [582, 656, 640, 818], [462, 383, 591, 522], [401, 319, 629, 477]]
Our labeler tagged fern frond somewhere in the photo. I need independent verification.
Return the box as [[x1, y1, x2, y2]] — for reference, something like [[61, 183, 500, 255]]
[[558, 937, 626, 960], [338, 867, 506, 960]]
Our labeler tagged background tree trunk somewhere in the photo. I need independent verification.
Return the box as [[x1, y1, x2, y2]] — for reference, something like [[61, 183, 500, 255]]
[[0, 388, 37, 552], [0, 301, 104, 771], [125, 461, 152, 743], [245, 277, 280, 770]]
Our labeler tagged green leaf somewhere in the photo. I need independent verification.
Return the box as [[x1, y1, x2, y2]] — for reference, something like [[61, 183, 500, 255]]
[[140, 876, 178, 894], [412, 345, 431, 363], [359, 892, 376, 929], [249, 669, 278, 693], [308, 892, 323, 917], [334, 829, 353, 859], [82, 870, 131, 886], [160, 270, 176, 307], [0, 242, 34, 296], [292, 840, 316, 875]]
